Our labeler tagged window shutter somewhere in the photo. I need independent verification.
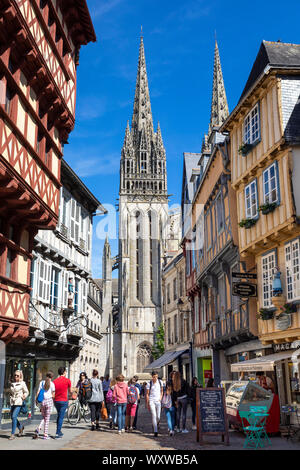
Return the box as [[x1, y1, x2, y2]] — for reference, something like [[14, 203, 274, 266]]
[[38, 259, 45, 301], [70, 199, 75, 241], [81, 279, 87, 314], [45, 262, 52, 303], [62, 270, 68, 308]]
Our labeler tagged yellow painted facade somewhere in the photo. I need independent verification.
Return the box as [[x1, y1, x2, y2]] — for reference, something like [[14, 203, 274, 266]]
[[224, 72, 300, 345]]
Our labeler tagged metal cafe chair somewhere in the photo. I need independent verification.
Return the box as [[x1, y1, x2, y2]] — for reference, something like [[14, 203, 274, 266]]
[[239, 410, 267, 449], [249, 405, 271, 446]]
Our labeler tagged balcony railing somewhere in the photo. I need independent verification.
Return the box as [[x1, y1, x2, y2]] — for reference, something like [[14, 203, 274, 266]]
[[208, 303, 249, 344], [44, 310, 61, 335], [67, 315, 83, 338], [28, 304, 39, 329], [60, 223, 69, 239]]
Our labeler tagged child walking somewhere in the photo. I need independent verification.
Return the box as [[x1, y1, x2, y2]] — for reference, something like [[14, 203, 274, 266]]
[[125, 378, 139, 432], [112, 375, 128, 434]]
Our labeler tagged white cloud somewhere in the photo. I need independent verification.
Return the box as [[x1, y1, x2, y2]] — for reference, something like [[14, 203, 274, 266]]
[[90, 0, 124, 18], [70, 153, 120, 178]]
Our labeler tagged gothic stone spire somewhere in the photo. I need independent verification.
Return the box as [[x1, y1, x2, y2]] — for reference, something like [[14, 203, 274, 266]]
[[131, 36, 154, 144], [210, 40, 229, 130]]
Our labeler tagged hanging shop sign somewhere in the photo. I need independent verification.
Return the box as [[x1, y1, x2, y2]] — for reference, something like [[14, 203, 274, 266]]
[[232, 272, 257, 280], [232, 282, 257, 298]]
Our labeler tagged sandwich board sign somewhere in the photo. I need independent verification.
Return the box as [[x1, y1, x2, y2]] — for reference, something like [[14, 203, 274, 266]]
[[196, 387, 229, 446]]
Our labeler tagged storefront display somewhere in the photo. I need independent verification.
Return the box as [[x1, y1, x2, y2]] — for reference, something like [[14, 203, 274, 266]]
[[226, 381, 280, 433], [197, 358, 212, 387]]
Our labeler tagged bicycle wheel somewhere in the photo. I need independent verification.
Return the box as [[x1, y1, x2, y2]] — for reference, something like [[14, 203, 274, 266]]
[[83, 404, 91, 423], [67, 402, 80, 425]]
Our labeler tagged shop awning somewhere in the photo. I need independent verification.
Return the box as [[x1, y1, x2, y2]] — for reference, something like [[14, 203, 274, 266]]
[[144, 348, 189, 371], [231, 351, 293, 372]]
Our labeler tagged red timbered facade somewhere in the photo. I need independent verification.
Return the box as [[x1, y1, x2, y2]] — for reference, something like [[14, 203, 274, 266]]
[[0, 0, 96, 343]]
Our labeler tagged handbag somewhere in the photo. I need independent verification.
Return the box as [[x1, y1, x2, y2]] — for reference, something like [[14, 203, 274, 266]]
[[37, 382, 45, 404], [20, 400, 28, 416], [101, 402, 108, 420]]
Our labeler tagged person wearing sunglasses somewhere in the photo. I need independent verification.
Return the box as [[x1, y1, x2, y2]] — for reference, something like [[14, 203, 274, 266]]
[[8, 370, 29, 440]]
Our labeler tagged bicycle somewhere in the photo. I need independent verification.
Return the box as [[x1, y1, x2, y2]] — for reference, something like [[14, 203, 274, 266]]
[[67, 398, 91, 425]]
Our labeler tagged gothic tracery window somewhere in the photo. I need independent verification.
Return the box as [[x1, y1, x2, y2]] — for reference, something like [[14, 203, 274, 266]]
[[136, 343, 153, 373]]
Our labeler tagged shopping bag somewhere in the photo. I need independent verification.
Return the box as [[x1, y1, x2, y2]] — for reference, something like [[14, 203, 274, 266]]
[[101, 402, 108, 420]]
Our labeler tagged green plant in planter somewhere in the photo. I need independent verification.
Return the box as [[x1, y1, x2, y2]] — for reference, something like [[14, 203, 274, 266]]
[[259, 202, 277, 215], [238, 143, 253, 156], [257, 309, 275, 320], [239, 218, 257, 229], [280, 303, 298, 314]]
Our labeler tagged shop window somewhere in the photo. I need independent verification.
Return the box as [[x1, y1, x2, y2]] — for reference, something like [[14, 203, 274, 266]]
[[244, 179, 258, 219], [263, 162, 280, 205], [243, 103, 260, 145], [285, 239, 300, 301], [261, 250, 276, 308]]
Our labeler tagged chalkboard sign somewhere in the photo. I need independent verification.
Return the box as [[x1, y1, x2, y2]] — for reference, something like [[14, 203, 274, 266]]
[[196, 387, 229, 446]]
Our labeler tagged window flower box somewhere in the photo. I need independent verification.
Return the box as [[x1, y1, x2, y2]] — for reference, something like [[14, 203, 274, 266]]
[[238, 143, 253, 156], [257, 309, 274, 321], [279, 303, 298, 315], [259, 202, 277, 215], [239, 218, 257, 229]]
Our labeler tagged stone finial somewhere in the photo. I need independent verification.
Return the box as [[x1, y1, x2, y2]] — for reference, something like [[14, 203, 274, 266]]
[[210, 40, 229, 130]]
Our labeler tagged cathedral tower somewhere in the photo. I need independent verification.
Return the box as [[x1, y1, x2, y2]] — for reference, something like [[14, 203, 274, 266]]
[[116, 35, 169, 378]]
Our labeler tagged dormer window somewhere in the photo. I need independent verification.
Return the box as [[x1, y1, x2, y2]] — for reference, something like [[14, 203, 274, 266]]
[[243, 103, 260, 145]]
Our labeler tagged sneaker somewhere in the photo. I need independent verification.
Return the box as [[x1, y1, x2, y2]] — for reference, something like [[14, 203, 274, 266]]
[[177, 428, 182, 433], [174, 426, 178, 432], [118, 430, 122, 434], [192, 425, 197, 431], [9, 435, 15, 440], [109, 421, 113, 429], [129, 427, 133, 432], [182, 429, 189, 434], [18, 426, 24, 437], [33, 429, 39, 439], [58, 432, 64, 437], [91, 425, 95, 431], [43, 436, 50, 440], [55, 434, 62, 439], [154, 432, 158, 437], [170, 431, 174, 436], [121, 429, 125, 433]]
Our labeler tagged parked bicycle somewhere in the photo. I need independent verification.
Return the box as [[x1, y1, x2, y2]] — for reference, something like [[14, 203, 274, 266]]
[[67, 399, 91, 425]]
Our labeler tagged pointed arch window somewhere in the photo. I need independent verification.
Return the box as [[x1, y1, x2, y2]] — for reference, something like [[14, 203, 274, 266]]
[[136, 343, 153, 373], [140, 152, 147, 173]]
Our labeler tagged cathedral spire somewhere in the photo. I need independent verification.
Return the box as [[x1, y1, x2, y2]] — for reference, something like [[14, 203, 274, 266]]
[[131, 35, 154, 142], [209, 40, 229, 131]]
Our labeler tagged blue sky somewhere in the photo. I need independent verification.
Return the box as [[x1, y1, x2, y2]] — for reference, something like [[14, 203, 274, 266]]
[[63, 0, 300, 279]]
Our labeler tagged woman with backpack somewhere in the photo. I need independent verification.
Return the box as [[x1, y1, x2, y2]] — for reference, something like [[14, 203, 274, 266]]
[[8, 370, 29, 440], [161, 381, 176, 436], [112, 374, 129, 434], [34, 371, 55, 440], [88, 369, 104, 431], [125, 378, 139, 432], [107, 379, 117, 429]]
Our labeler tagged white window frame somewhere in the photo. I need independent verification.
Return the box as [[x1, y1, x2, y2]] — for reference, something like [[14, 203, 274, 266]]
[[245, 180, 258, 219], [50, 267, 60, 311], [262, 250, 276, 308], [70, 199, 81, 244], [285, 239, 300, 301], [194, 296, 200, 333], [243, 103, 260, 145], [38, 259, 51, 303], [263, 162, 279, 204]]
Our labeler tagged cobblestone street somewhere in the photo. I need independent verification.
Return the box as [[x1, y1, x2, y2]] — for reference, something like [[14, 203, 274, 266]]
[[0, 398, 298, 451]]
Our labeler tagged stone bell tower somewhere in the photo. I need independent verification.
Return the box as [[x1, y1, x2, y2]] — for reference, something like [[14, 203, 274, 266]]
[[116, 34, 169, 378]]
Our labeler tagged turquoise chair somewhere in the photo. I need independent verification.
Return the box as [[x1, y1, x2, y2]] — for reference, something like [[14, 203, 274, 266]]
[[239, 410, 266, 449], [249, 405, 271, 446]]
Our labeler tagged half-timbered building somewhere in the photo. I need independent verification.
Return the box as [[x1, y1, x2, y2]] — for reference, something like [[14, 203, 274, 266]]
[[0, 0, 96, 347], [222, 41, 300, 408]]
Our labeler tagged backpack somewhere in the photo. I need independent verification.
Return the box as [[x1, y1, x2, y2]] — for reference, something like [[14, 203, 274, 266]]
[[82, 380, 92, 401], [37, 382, 45, 404], [161, 392, 172, 409], [106, 388, 114, 403], [128, 385, 138, 404]]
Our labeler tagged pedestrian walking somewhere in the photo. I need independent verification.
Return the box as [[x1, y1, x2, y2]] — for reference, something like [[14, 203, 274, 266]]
[[76, 372, 90, 406], [34, 371, 55, 440], [172, 371, 189, 433], [8, 370, 29, 440], [146, 371, 163, 437], [102, 374, 111, 405], [113, 374, 129, 434], [190, 377, 201, 430], [126, 378, 139, 432], [161, 381, 176, 436], [206, 377, 214, 388], [132, 375, 141, 429], [53, 366, 72, 439], [88, 369, 104, 431], [107, 379, 117, 429]]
